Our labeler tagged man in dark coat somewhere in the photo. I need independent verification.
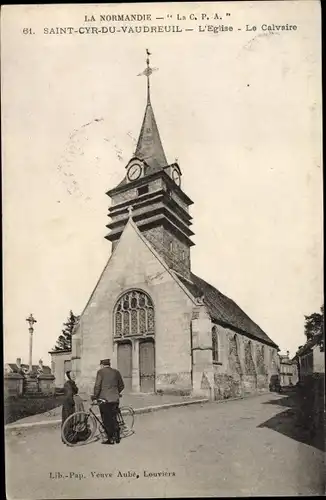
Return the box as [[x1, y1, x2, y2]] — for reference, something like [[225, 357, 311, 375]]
[[91, 359, 124, 445]]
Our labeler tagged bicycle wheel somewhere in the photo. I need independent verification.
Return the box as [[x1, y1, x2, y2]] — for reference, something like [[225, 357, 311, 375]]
[[61, 412, 97, 447], [119, 406, 134, 437]]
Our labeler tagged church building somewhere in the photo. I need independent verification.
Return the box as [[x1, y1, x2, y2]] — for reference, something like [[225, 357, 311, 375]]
[[71, 53, 279, 399]]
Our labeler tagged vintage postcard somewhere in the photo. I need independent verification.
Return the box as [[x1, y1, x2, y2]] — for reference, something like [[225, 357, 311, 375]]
[[2, 1, 323, 498]]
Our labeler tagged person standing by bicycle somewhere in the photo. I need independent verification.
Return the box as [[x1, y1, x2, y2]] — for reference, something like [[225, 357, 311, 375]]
[[91, 359, 124, 445], [61, 371, 78, 444]]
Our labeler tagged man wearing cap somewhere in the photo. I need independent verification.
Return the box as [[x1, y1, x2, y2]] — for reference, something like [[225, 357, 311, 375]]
[[91, 359, 124, 445]]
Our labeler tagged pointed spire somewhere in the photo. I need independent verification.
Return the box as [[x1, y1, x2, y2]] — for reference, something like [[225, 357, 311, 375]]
[[135, 50, 167, 169]]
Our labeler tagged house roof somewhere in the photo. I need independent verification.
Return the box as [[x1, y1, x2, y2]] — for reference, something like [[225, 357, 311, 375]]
[[48, 349, 72, 354], [178, 272, 278, 348], [279, 356, 294, 365], [296, 333, 323, 357], [8, 363, 51, 374]]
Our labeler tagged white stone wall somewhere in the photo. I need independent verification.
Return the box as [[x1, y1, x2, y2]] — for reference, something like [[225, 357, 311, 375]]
[[50, 351, 71, 388], [191, 304, 214, 398], [313, 345, 325, 373], [208, 323, 276, 399], [73, 219, 194, 396]]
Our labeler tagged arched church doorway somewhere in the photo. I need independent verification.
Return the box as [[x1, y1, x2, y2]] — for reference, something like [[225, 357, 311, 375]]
[[114, 290, 155, 393], [117, 342, 132, 392], [139, 339, 155, 393]]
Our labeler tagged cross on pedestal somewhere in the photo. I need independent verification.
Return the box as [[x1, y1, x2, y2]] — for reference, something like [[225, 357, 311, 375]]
[[26, 314, 37, 374]]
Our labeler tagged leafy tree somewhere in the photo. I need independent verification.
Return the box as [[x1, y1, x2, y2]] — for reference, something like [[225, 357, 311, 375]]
[[304, 305, 324, 350], [53, 310, 79, 351]]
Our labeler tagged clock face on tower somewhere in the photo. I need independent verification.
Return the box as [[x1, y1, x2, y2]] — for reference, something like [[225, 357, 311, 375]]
[[172, 168, 181, 186], [127, 161, 143, 181]]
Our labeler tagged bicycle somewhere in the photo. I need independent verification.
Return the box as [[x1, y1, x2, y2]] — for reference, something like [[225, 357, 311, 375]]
[[61, 399, 134, 447]]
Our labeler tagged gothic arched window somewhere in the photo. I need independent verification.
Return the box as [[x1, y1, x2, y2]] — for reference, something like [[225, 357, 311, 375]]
[[114, 290, 155, 338], [212, 326, 219, 363]]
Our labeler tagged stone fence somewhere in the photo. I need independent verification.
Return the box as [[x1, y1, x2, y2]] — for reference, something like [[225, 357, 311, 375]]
[[4, 372, 55, 398], [4, 373, 24, 398]]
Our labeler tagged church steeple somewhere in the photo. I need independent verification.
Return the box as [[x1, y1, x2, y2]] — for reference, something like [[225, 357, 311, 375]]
[[106, 51, 195, 279], [135, 50, 167, 170]]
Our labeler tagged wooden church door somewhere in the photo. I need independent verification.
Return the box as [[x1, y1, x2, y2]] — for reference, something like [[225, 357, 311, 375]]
[[139, 340, 155, 393], [117, 342, 132, 393]]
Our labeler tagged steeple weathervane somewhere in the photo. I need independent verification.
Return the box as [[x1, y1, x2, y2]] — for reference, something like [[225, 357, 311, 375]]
[[135, 50, 167, 169], [137, 49, 158, 104]]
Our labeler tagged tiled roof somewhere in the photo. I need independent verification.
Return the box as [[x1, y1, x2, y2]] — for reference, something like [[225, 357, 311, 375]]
[[178, 272, 278, 348], [279, 357, 293, 365], [48, 348, 71, 354], [8, 363, 51, 374]]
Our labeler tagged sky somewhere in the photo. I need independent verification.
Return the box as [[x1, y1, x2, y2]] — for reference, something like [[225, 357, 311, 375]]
[[2, 2, 323, 366]]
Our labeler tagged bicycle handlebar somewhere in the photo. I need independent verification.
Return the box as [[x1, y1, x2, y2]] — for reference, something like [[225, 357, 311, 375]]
[[91, 395, 123, 405], [91, 398, 105, 405]]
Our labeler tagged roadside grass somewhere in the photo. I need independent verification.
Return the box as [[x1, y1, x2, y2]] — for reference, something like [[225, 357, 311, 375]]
[[4, 392, 65, 424]]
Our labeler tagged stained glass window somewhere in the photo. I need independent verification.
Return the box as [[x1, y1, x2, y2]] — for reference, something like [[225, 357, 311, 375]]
[[114, 290, 155, 337], [139, 309, 146, 334], [147, 308, 155, 332], [123, 311, 130, 335], [115, 312, 122, 336], [123, 295, 129, 310], [131, 309, 138, 335]]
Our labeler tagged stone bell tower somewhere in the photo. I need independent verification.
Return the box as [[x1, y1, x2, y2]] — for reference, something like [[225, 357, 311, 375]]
[[105, 50, 195, 279]]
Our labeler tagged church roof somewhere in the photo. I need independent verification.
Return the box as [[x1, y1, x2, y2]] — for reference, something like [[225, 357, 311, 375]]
[[178, 272, 278, 348]]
